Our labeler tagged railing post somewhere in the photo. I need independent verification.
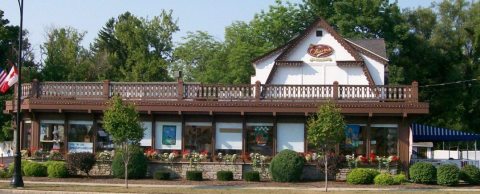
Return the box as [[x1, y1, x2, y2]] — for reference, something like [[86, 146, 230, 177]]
[[177, 78, 184, 100], [333, 81, 339, 100], [32, 79, 39, 98], [103, 80, 110, 99], [411, 81, 418, 102], [255, 81, 261, 101]]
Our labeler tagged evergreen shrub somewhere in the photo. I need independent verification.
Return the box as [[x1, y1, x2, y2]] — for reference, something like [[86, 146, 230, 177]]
[[186, 171, 203, 181], [269, 149, 304, 182], [24, 162, 47, 177], [217, 171, 233, 181], [460, 165, 480, 184], [153, 171, 170, 180], [244, 171, 260, 182], [112, 149, 148, 179], [393, 173, 407, 185], [346, 168, 379, 184], [374, 173, 395, 185], [409, 162, 436, 184], [437, 164, 459, 186], [46, 161, 68, 178]]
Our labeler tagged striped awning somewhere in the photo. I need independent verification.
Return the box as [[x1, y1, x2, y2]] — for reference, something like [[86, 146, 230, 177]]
[[411, 123, 480, 142]]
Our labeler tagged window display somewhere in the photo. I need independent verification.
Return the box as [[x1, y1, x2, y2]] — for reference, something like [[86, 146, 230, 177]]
[[68, 121, 93, 153], [40, 120, 65, 151], [246, 124, 273, 156]]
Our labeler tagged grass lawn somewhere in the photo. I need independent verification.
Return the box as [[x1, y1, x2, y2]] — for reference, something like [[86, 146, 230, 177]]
[[0, 183, 478, 194]]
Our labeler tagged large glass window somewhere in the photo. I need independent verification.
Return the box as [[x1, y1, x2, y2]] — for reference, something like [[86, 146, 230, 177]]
[[370, 126, 398, 156], [40, 120, 65, 151], [140, 122, 152, 147], [185, 125, 212, 153], [277, 123, 304, 153], [246, 124, 273, 156], [68, 121, 93, 153], [340, 125, 367, 156], [215, 123, 242, 156], [155, 122, 182, 150], [96, 122, 114, 152]]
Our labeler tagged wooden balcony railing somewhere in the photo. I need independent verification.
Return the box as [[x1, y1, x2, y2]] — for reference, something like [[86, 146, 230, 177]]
[[18, 79, 419, 102]]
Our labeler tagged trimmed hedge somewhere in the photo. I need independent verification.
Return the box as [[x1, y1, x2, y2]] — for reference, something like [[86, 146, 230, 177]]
[[217, 171, 233, 181], [437, 164, 460, 186], [66, 152, 96, 176], [46, 161, 68, 178], [346, 168, 379, 184], [0, 169, 11, 178], [153, 171, 170, 180], [393, 174, 407, 185], [112, 149, 148, 179], [269, 149, 304, 182], [8, 160, 31, 176], [24, 162, 47, 177], [409, 162, 436, 184], [374, 173, 395, 185], [244, 171, 260, 182], [460, 165, 480, 184], [186, 171, 203, 181]]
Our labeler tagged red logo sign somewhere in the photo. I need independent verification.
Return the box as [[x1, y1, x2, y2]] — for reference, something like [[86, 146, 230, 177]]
[[307, 44, 334, 58]]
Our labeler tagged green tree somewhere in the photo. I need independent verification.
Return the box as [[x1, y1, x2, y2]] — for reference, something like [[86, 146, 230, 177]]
[[40, 27, 90, 81], [103, 96, 144, 188], [92, 11, 179, 82], [307, 102, 346, 192]]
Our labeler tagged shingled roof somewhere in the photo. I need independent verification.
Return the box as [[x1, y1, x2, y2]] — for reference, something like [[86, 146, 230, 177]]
[[346, 38, 387, 59]]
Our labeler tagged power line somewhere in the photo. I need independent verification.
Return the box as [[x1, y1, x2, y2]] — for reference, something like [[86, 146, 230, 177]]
[[419, 78, 479, 88]]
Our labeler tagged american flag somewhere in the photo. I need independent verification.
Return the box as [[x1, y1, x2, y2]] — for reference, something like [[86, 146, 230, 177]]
[[0, 67, 6, 84]]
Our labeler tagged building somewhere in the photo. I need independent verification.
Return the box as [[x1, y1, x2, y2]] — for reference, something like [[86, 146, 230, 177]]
[[5, 18, 428, 171]]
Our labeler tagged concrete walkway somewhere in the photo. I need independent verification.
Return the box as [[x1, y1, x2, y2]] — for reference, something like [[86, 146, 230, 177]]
[[2, 180, 480, 193]]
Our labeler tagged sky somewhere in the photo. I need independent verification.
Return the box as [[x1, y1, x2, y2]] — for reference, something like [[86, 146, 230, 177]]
[[2, 0, 437, 60]]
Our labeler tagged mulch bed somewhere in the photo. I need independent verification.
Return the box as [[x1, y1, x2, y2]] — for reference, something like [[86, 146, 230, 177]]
[[3, 176, 480, 189]]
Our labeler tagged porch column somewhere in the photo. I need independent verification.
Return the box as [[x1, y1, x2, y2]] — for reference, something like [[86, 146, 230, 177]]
[[398, 118, 411, 174]]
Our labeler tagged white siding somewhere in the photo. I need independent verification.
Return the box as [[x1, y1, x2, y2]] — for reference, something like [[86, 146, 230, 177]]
[[251, 52, 282, 84], [362, 54, 385, 85]]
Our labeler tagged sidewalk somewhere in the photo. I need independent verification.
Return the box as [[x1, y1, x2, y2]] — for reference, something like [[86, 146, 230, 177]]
[[2, 180, 480, 193]]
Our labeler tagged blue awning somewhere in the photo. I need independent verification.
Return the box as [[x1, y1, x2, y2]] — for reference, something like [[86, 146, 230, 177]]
[[411, 123, 480, 142]]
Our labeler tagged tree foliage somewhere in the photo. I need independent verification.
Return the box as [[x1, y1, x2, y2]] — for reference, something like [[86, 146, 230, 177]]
[[307, 102, 346, 149], [103, 95, 143, 188]]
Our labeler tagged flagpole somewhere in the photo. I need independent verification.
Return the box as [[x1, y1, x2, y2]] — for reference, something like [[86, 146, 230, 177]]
[[11, 0, 24, 188]]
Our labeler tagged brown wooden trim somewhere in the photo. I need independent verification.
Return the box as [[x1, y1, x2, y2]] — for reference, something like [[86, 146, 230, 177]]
[[151, 115, 156, 149], [211, 114, 216, 161], [398, 118, 410, 174], [31, 112, 39, 150], [273, 116, 277, 155], [92, 115, 98, 154], [242, 115, 246, 157]]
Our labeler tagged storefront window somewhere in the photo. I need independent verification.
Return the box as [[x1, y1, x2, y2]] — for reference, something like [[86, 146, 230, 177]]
[[67, 121, 93, 153], [370, 126, 398, 156], [40, 121, 65, 151], [246, 124, 273, 156], [340, 125, 367, 156], [96, 122, 114, 152], [140, 122, 152, 147], [185, 125, 212, 153], [215, 123, 243, 156], [155, 122, 182, 150]]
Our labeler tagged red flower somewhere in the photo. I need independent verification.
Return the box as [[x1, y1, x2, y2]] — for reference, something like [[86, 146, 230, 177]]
[[369, 153, 376, 162], [200, 150, 209, 155]]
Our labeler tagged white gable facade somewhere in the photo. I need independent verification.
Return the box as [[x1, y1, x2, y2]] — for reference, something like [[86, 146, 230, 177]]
[[251, 22, 387, 86]]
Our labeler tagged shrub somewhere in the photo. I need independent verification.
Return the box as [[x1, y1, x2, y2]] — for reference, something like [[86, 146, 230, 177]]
[[24, 162, 47, 177], [112, 149, 148, 179], [437, 164, 460, 186], [269, 149, 304, 182], [346, 168, 379, 184], [186, 171, 203, 181], [409, 162, 436, 184], [153, 171, 170, 180], [374, 173, 395, 185], [393, 174, 407, 185], [460, 165, 480, 184], [66, 152, 96, 176], [47, 161, 68, 178], [217, 171, 233, 181], [8, 160, 31, 176], [244, 171, 260, 182], [0, 169, 11, 178]]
